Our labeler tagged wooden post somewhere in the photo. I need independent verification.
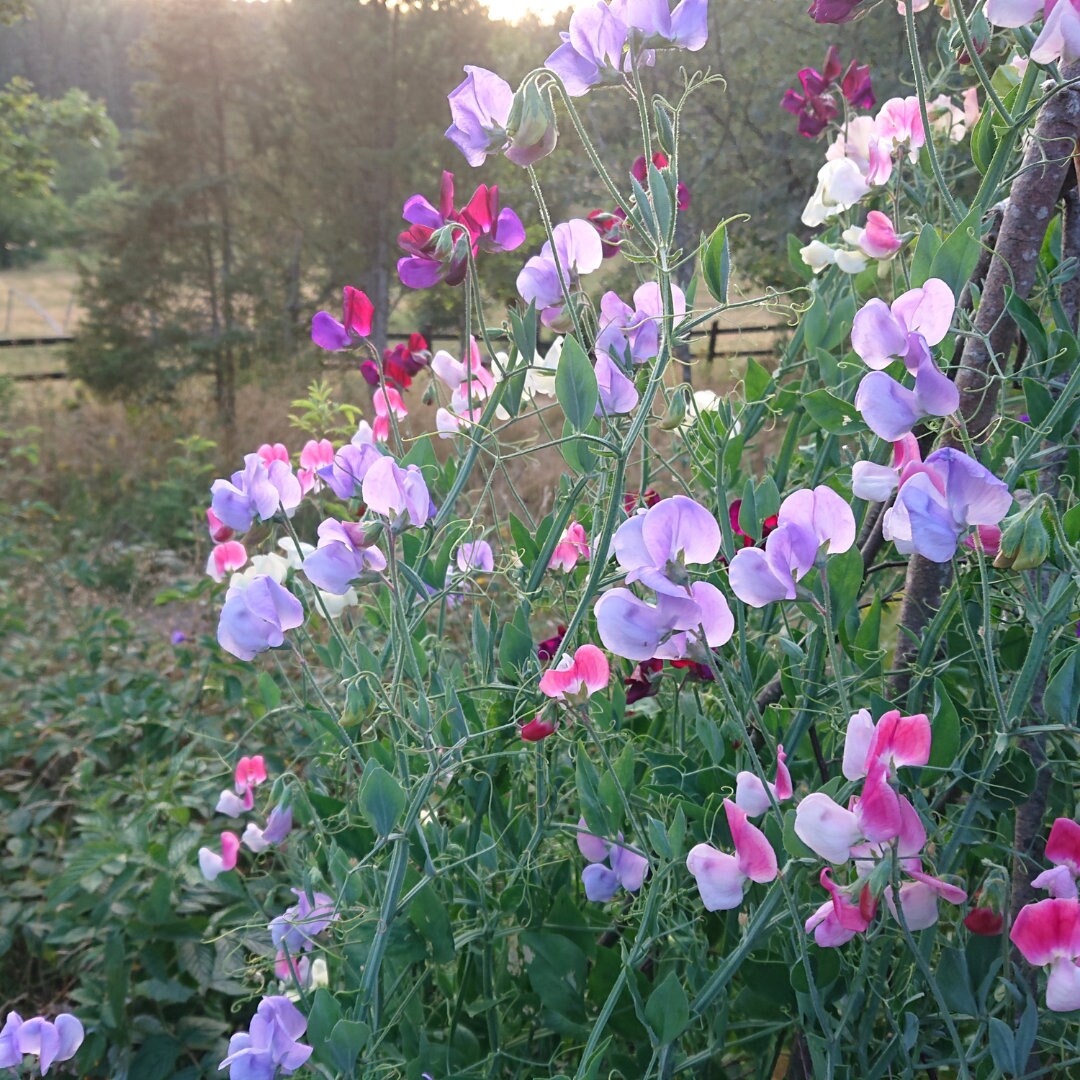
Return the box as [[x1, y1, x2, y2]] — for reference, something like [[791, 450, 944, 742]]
[[707, 320, 719, 364]]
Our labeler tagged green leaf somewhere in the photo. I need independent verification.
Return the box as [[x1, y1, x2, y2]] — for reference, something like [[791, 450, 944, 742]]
[[738, 478, 757, 537], [745, 357, 772, 402], [498, 601, 533, 678], [910, 224, 942, 288], [936, 947, 977, 1016], [358, 763, 406, 837], [755, 476, 781, 522], [560, 419, 598, 475], [1023, 377, 1055, 429], [307, 989, 343, 1054], [127, 1036, 181, 1080], [1006, 289, 1048, 366], [802, 389, 867, 436], [257, 671, 281, 712], [644, 972, 690, 1045], [555, 335, 598, 432], [328, 1020, 370, 1075], [409, 882, 456, 964], [787, 233, 813, 282], [929, 680, 961, 770], [576, 751, 609, 838], [1045, 648, 1080, 725], [702, 222, 731, 304], [988, 1018, 1016, 1075], [1064, 504, 1080, 544], [930, 206, 982, 295], [826, 548, 863, 625], [649, 162, 674, 240], [508, 512, 539, 564], [852, 594, 882, 663], [509, 301, 537, 365]]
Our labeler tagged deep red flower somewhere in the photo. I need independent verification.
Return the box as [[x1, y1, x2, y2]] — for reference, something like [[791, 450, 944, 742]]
[[964, 907, 1004, 936], [623, 488, 661, 515], [521, 716, 558, 741], [537, 625, 567, 663], [587, 209, 624, 259]]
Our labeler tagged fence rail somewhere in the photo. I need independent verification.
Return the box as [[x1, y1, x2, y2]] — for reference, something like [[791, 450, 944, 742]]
[[0, 320, 787, 382]]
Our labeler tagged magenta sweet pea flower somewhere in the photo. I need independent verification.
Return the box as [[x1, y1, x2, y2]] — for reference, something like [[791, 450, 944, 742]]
[[361, 457, 432, 529], [844, 210, 902, 259], [550, 522, 590, 571], [220, 995, 313, 1078], [882, 448, 1013, 562], [210, 453, 303, 534], [516, 219, 603, 329], [805, 869, 877, 947], [686, 800, 779, 911], [728, 485, 856, 608], [841, 57, 875, 110], [199, 830, 240, 881], [539, 643, 610, 702], [851, 278, 959, 440], [302, 519, 387, 596], [0, 1012, 84, 1076], [217, 575, 305, 661], [986, 0, 1080, 65], [1034, 819, 1080, 899], [781, 47, 842, 137], [311, 286, 374, 352], [1011, 898, 1080, 1011], [521, 715, 558, 741], [297, 438, 334, 495], [577, 818, 649, 901], [841, 708, 931, 782], [734, 745, 793, 816], [808, 0, 867, 22]]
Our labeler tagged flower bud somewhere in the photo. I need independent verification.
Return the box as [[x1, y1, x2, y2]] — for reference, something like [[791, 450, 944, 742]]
[[993, 494, 1051, 571], [505, 81, 558, 168], [659, 384, 690, 430]]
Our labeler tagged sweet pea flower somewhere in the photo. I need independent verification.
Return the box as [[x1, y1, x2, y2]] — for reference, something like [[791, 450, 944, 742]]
[[362, 333, 430, 391], [432, 337, 498, 433], [595, 351, 640, 415], [781, 48, 842, 137], [546, 1, 637, 96], [886, 869, 968, 930], [550, 522, 590, 571], [207, 541, 248, 583], [808, 0, 867, 21], [728, 485, 856, 608], [1033, 818, 1080, 899], [805, 868, 877, 947], [851, 278, 959, 439], [875, 96, 926, 162], [577, 819, 649, 901], [0, 1012, 84, 1076], [927, 90, 979, 142], [801, 157, 872, 226], [595, 281, 687, 365], [521, 715, 558, 741], [686, 800, 779, 911], [302, 519, 387, 596], [362, 457, 432, 529], [882, 448, 1013, 563], [734, 745, 793, 816], [243, 804, 294, 854], [611, 495, 721, 596], [595, 582, 734, 661], [372, 387, 408, 443], [628, 152, 691, 211], [538, 644, 610, 702], [317, 423, 382, 501], [311, 286, 374, 352], [235, 755, 267, 800], [297, 438, 334, 495], [219, 995, 313, 1078], [841, 708, 931, 782], [1010, 898, 1080, 1011], [516, 219, 603, 329], [446, 540, 495, 606], [257, 443, 289, 465], [620, 0, 709, 50], [210, 453, 303, 534], [850, 432, 922, 501], [199, 831, 240, 881], [217, 575, 305, 662], [270, 890, 338, 956], [964, 906, 1005, 935], [445, 66, 557, 168], [986, 0, 1080, 66], [825, 114, 894, 186], [842, 211, 903, 259], [207, 507, 234, 543]]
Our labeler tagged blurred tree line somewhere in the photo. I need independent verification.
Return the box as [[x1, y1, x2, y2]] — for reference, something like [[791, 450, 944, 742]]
[[0, 0, 922, 442]]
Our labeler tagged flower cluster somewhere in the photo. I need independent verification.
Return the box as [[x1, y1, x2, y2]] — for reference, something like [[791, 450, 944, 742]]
[[219, 996, 312, 1079], [782, 44, 874, 138], [0, 1013, 83, 1076], [270, 889, 339, 985], [577, 819, 650, 901]]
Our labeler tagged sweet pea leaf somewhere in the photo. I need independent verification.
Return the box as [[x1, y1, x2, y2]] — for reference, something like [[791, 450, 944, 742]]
[[803, 389, 867, 436], [988, 1018, 1016, 1075], [358, 763, 406, 837], [702, 222, 731, 304], [1045, 648, 1080, 725], [644, 972, 690, 1045], [328, 1020, 370, 1075], [929, 680, 961, 770], [910, 224, 942, 288], [555, 335, 598, 432], [1006, 289, 1048, 365], [930, 205, 982, 296], [745, 356, 772, 402]]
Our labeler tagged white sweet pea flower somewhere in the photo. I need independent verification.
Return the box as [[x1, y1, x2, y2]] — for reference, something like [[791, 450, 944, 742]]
[[802, 158, 871, 227]]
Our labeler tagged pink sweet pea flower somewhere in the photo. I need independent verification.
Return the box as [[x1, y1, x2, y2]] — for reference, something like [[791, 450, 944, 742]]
[[874, 96, 926, 162], [886, 868, 968, 930], [577, 818, 650, 901], [1033, 819, 1080, 898], [986, 0, 1080, 66], [258, 443, 289, 465], [550, 522, 591, 571], [843, 211, 903, 260], [851, 432, 922, 502], [311, 286, 374, 352], [1011, 898, 1080, 1010], [431, 337, 497, 433], [207, 541, 248, 584], [841, 707, 931, 782], [734, 745, 793, 816], [805, 868, 878, 947], [361, 457, 432, 529], [198, 831, 240, 881], [686, 800, 779, 911], [372, 387, 408, 444], [595, 281, 687, 365], [521, 715, 558, 741], [298, 439, 334, 495], [539, 644, 610, 702], [728, 485, 856, 608], [236, 755, 268, 800]]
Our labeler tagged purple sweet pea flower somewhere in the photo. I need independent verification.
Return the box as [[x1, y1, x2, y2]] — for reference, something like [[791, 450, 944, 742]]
[[217, 575, 305, 661], [728, 486, 856, 608], [311, 286, 374, 352], [362, 457, 432, 529], [611, 495, 722, 596], [269, 890, 339, 956], [302, 519, 387, 596], [456, 540, 495, 574], [546, 1, 634, 97], [808, 0, 866, 22], [594, 582, 734, 661], [851, 278, 959, 440], [595, 281, 687, 365], [622, 0, 710, 50], [516, 219, 603, 329], [576, 818, 650, 901], [446, 66, 557, 168], [595, 352, 640, 415], [219, 996, 313, 1079], [242, 804, 294, 854], [0, 1012, 84, 1076], [883, 448, 1012, 562], [317, 423, 382, 501], [210, 454, 303, 534]]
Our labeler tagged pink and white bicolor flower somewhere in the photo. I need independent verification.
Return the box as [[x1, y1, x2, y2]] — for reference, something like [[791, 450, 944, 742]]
[[207, 541, 248, 583], [432, 337, 498, 436], [372, 387, 408, 443], [1011, 898, 1080, 1011], [851, 278, 959, 441], [198, 831, 240, 881], [539, 644, 610, 704], [805, 868, 878, 947], [986, 0, 1080, 66], [1033, 818, 1080, 899], [735, 745, 794, 817], [842, 707, 931, 782], [686, 799, 779, 911], [549, 521, 591, 572], [217, 754, 269, 815], [728, 485, 856, 608]]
